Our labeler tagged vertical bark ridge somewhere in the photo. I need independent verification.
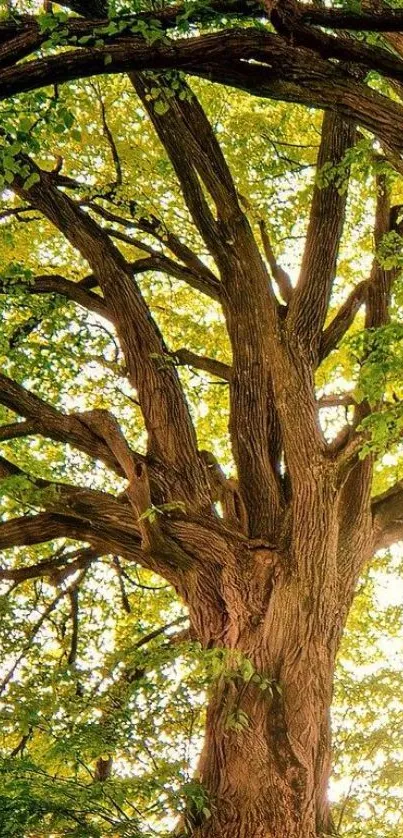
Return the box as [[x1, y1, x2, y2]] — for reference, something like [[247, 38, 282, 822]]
[[222, 241, 283, 538]]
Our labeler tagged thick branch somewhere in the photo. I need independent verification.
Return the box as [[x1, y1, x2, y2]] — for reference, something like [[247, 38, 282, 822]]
[[0, 468, 201, 579], [0, 371, 125, 475], [372, 481, 403, 551], [201, 48, 403, 159], [11, 161, 208, 506], [0, 492, 145, 568], [135, 74, 240, 224], [0, 512, 89, 550], [73, 409, 171, 556], [131, 73, 224, 260], [288, 112, 356, 363], [300, 4, 403, 32], [2, 29, 403, 156], [0, 420, 36, 442]]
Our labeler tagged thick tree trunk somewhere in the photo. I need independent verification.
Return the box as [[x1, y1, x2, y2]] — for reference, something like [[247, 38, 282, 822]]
[[190, 640, 335, 838], [180, 499, 347, 838]]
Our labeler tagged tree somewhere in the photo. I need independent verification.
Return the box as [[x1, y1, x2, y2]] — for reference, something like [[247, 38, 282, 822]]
[[1, 0, 403, 836]]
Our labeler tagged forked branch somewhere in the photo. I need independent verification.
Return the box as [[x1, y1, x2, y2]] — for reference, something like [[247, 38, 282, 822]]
[[0, 371, 125, 475], [10, 156, 208, 506]]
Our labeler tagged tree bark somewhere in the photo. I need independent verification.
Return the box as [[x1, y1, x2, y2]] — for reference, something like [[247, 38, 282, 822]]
[[178, 484, 350, 838], [193, 663, 334, 838]]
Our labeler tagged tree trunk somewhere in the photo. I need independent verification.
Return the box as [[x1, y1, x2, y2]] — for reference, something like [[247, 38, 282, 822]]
[[180, 493, 346, 838], [193, 669, 334, 838], [186, 623, 336, 838]]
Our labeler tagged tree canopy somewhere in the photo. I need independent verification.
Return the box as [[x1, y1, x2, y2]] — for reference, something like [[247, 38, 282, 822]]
[[1, 1, 403, 837]]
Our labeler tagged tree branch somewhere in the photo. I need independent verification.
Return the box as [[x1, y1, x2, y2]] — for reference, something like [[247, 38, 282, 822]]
[[131, 74, 285, 538], [2, 29, 403, 156], [0, 546, 98, 584], [131, 73, 225, 261], [87, 202, 220, 293], [288, 112, 356, 363], [115, 250, 220, 302], [57, 0, 255, 26], [201, 46, 403, 158], [317, 393, 356, 409], [372, 481, 403, 551], [366, 175, 394, 329], [0, 274, 110, 319], [0, 486, 146, 567], [135, 74, 240, 224], [130, 73, 288, 539], [92, 83, 122, 190], [0, 371, 125, 475], [0, 385, 186, 509], [0, 420, 36, 442], [112, 556, 131, 614], [11, 158, 209, 507], [259, 219, 293, 304], [0, 466, 195, 579], [173, 349, 231, 381], [0, 512, 89, 550], [300, 4, 403, 32], [320, 281, 368, 360], [133, 255, 220, 301]]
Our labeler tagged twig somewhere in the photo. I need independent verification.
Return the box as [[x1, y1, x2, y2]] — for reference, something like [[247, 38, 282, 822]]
[[112, 556, 131, 613]]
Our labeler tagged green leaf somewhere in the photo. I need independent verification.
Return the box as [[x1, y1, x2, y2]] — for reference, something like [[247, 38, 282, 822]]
[[154, 99, 169, 116], [23, 172, 40, 190]]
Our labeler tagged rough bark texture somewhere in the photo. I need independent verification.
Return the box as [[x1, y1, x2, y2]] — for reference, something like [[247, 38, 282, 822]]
[[1, 4, 403, 836], [167, 469, 364, 838]]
